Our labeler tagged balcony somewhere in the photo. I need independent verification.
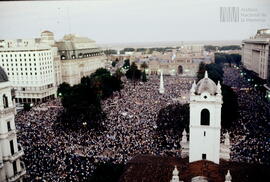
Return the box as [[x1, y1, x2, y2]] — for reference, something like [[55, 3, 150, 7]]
[[8, 161, 26, 182], [3, 144, 24, 162]]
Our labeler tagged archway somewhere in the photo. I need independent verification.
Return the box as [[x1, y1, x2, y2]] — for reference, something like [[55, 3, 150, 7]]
[[178, 65, 183, 74], [201, 108, 210, 126]]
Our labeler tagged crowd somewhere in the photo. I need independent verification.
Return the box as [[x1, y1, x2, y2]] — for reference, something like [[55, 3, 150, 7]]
[[16, 76, 193, 181], [15, 67, 270, 181], [223, 66, 270, 165]]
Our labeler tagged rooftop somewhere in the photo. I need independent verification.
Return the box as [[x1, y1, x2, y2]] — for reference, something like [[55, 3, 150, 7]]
[[119, 155, 270, 182]]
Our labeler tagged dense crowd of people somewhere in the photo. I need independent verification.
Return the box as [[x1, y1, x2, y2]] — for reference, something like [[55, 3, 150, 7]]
[[223, 67, 270, 165], [15, 67, 270, 181], [16, 76, 193, 181]]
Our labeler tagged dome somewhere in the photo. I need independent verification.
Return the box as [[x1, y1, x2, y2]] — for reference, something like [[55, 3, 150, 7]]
[[41, 30, 54, 36], [0, 67, 8, 82], [195, 71, 217, 95]]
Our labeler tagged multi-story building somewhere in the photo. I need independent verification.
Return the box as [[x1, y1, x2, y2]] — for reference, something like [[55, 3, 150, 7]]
[[0, 67, 26, 181], [0, 38, 57, 103], [56, 34, 106, 86], [242, 29, 270, 99], [0, 31, 106, 103]]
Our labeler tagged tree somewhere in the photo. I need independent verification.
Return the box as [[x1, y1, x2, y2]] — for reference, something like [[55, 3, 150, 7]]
[[122, 59, 130, 69], [126, 62, 141, 80], [140, 61, 148, 71], [23, 103, 31, 111], [156, 103, 190, 135], [112, 61, 116, 67], [141, 70, 147, 82], [59, 68, 123, 130], [57, 82, 71, 97], [125, 62, 142, 87]]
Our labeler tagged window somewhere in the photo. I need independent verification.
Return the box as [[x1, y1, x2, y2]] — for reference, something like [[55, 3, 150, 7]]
[[13, 161, 17, 175], [3, 94, 8, 108], [202, 154, 206, 160], [7, 121, 11, 131], [201, 109, 210, 126], [204, 131, 206, 136], [10, 140, 14, 155]]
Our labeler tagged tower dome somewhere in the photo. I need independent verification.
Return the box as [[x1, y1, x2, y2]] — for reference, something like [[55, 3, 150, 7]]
[[0, 67, 8, 82], [195, 71, 217, 95]]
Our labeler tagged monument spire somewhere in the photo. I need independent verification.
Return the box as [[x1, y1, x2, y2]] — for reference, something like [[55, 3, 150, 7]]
[[159, 71, 165, 94]]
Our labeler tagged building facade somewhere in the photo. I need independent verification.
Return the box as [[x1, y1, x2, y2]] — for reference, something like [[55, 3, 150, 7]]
[[0, 31, 106, 103], [56, 34, 106, 86], [242, 29, 270, 99], [0, 67, 26, 182], [0, 38, 57, 103]]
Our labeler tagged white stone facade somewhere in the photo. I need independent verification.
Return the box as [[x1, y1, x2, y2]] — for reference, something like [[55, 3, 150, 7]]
[[61, 55, 106, 86], [180, 72, 230, 164], [0, 44, 57, 103], [0, 77, 25, 181], [0, 31, 106, 102]]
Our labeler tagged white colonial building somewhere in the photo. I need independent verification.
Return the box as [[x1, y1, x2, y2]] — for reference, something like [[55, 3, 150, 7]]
[[0, 67, 25, 181], [180, 71, 231, 164]]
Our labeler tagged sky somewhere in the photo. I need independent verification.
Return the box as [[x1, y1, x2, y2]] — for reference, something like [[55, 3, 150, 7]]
[[0, 0, 269, 44]]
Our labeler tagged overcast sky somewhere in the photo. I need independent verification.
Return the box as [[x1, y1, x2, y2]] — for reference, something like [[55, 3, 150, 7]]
[[0, 0, 269, 44]]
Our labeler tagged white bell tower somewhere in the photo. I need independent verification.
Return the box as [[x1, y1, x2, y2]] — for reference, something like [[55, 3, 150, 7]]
[[189, 71, 223, 164]]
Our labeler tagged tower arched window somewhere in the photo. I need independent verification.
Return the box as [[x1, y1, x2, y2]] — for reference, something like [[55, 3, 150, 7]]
[[201, 109, 210, 125], [3, 94, 8, 108]]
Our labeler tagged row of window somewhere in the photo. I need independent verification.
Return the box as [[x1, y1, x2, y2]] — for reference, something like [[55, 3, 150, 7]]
[[1, 57, 52, 62], [0, 52, 51, 57]]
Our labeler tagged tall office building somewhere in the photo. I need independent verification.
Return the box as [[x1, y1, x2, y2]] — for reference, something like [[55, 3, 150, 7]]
[[0, 67, 26, 181], [0, 35, 57, 103], [242, 29, 270, 99]]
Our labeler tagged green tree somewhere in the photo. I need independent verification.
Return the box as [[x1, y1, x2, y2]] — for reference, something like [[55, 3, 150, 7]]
[[23, 103, 31, 111], [122, 59, 130, 69], [140, 61, 148, 71], [112, 61, 116, 67], [57, 82, 71, 97], [59, 68, 123, 130], [141, 70, 147, 82]]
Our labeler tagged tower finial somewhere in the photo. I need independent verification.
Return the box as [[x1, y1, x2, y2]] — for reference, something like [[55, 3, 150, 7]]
[[225, 170, 232, 182], [204, 71, 208, 78], [190, 80, 196, 95], [217, 80, 222, 95], [170, 166, 180, 182]]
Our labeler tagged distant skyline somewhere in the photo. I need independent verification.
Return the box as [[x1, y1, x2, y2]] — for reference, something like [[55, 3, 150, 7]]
[[0, 0, 269, 44]]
